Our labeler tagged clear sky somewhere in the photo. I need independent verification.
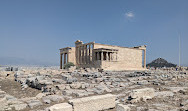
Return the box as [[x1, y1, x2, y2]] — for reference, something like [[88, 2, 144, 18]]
[[0, 0, 187, 66]]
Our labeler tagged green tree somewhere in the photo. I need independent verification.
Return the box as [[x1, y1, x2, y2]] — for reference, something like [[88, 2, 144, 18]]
[[64, 62, 75, 69]]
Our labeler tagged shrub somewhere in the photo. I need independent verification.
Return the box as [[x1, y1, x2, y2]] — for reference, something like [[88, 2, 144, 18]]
[[64, 62, 75, 69]]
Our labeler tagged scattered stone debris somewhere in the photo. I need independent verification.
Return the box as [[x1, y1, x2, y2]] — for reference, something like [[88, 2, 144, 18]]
[[49, 103, 72, 111], [116, 104, 130, 111], [128, 88, 155, 103], [0, 66, 187, 111]]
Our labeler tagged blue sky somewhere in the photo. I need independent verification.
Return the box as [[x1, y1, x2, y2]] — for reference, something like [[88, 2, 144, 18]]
[[0, 0, 188, 66]]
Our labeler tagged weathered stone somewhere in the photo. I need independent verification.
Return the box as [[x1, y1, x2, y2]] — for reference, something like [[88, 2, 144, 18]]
[[55, 84, 66, 90], [116, 104, 130, 111], [27, 100, 42, 108], [36, 93, 46, 99], [42, 85, 56, 94], [137, 107, 148, 111], [42, 98, 51, 104], [19, 97, 37, 102], [155, 91, 174, 97], [181, 100, 188, 107], [7, 99, 23, 105], [81, 84, 86, 89], [95, 84, 112, 93], [72, 90, 88, 97], [65, 85, 71, 90], [0, 90, 6, 98], [52, 79, 65, 84], [5, 95, 17, 102], [10, 103, 27, 111], [129, 88, 155, 103], [21, 83, 28, 89], [136, 80, 149, 85], [67, 77, 77, 84], [119, 83, 125, 87], [70, 82, 82, 89], [68, 94, 116, 111], [0, 97, 8, 111], [49, 103, 72, 111], [105, 82, 112, 86], [44, 95, 64, 102], [62, 74, 72, 81], [168, 87, 188, 92]]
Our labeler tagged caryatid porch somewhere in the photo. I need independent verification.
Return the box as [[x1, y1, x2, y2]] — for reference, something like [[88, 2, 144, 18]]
[[93, 48, 118, 61]]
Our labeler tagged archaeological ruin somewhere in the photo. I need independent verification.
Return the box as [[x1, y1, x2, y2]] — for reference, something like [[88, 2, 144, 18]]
[[60, 40, 147, 70]]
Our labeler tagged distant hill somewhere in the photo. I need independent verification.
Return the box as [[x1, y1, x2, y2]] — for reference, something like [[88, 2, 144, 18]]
[[147, 58, 177, 68]]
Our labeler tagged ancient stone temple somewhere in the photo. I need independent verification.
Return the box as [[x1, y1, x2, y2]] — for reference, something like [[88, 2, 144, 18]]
[[60, 40, 146, 71]]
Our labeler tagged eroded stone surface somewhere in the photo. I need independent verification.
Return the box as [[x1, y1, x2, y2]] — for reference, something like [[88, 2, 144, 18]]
[[116, 104, 130, 111], [69, 94, 116, 111], [49, 103, 72, 111], [129, 88, 155, 103], [0, 66, 187, 111]]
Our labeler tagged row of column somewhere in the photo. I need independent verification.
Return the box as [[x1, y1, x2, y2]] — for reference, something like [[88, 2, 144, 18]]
[[76, 44, 93, 65], [96, 52, 117, 61], [60, 53, 68, 69]]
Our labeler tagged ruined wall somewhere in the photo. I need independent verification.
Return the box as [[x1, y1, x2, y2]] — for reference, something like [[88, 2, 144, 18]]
[[68, 47, 76, 65], [94, 43, 143, 71]]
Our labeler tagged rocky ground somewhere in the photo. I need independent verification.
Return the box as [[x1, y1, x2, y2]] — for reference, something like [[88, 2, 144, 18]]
[[0, 67, 188, 111]]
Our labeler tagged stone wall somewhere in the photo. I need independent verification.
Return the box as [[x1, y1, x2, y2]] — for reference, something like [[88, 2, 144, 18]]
[[68, 47, 76, 65], [94, 43, 144, 71]]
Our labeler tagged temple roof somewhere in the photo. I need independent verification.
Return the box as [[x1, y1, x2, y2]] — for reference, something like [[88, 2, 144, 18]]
[[93, 48, 118, 52]]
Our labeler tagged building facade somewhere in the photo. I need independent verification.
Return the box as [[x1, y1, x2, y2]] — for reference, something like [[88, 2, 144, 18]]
[[60, 40, 146, 71]]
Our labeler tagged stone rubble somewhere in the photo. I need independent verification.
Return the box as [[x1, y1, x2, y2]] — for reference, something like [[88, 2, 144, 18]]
[[68, 94, 116, 111], [0, 66, 187, 110], [49, 103, 72, 111], [116, 104, 130, 111]]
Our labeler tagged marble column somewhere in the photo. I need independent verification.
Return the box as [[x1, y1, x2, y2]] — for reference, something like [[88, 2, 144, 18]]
[[64, 53, 66, 65], [101, 52, 103, 61], [89, 45, 91, 63], [85, 45, 87, 64], [77, 47, 79, 64], [67, 53, 69, 63], [116, 52, 117, 61], [106, 52, 109, 61], [97, 52, 99, 60], [80, 47, 82, 64], [90, 44, 93, 62], [82, 46, 84, 64], [110, 53, 112, 61], [112, 53, 114, 61], [60, 54, 63, 69]]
